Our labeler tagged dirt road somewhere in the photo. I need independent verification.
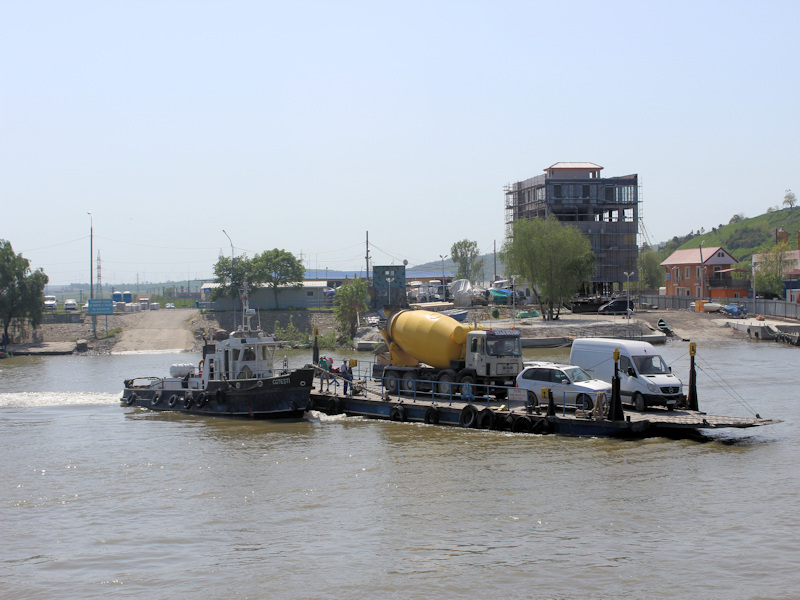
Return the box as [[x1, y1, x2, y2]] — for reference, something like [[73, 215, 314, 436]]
[[112, 309, 198, 352]]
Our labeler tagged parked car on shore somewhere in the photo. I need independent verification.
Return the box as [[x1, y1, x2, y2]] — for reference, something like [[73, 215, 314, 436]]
[[64, 299, 78, 311], [43, 295, 57, 311], [516, 361, 611, 409], [165, 303, 176, 309]]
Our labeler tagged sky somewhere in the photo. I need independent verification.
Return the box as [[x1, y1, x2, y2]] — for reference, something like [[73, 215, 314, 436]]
[[2, 1, 798, 287]]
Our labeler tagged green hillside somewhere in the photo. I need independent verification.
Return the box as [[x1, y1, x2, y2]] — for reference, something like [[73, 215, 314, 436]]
[[660, 207, 800, 264]]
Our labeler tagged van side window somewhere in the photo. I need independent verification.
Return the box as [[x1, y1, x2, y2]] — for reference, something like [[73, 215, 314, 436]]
[[619, 355, 633, 374]]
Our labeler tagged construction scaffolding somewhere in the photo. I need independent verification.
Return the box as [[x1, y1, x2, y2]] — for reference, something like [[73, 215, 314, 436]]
[[504, 164, 640, 294]]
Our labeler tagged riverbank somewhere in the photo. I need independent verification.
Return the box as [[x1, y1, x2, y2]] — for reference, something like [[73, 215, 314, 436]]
[[5, 305, 795, 356]]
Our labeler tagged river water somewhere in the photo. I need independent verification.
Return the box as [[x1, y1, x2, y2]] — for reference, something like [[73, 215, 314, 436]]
[[1, 340, 798, 599]]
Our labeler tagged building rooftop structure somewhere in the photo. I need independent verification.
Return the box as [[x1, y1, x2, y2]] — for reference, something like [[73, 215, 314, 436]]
[[504, 162, 639, 294]]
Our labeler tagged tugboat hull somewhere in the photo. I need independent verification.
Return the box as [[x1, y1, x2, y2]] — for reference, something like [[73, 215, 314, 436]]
[[122, 367, 315, 419]]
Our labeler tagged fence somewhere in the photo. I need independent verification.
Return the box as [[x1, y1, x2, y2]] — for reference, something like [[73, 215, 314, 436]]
[[640, 295, 800, 321]]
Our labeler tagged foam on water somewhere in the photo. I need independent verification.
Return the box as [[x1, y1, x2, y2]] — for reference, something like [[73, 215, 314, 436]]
[[0, 391, 122, 409]]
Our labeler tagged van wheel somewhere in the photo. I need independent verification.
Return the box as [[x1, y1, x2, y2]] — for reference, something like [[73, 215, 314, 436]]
[[633, 392, 646, 412]]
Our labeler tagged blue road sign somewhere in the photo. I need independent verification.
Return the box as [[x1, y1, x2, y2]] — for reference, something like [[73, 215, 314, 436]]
[[88, 298, 114, 315]]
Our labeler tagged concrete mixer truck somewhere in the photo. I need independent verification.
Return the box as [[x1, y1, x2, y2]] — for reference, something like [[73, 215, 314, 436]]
[[373, 309, 523, 398]]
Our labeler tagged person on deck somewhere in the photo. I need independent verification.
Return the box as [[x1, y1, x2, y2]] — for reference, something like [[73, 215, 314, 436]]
[[341, 359, 353, 396]]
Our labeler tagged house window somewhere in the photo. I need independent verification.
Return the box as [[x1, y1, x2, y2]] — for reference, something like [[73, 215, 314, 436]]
[[582, 184, 590, 198], [306, 291, 314, 297], [553, 185, 562, 198], [685, 267, 690, 278], [734, 292, 740, 298]]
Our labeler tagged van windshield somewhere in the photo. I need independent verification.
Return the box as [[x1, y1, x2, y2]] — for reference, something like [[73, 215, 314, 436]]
[[632, 355, 669, 375]]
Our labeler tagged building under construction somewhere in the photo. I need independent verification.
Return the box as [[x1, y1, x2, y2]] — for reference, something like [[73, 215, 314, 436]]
[[504, 162, 639, 294]]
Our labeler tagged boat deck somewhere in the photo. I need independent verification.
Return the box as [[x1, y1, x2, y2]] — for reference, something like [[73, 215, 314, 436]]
[[308, 374, 779, 439]]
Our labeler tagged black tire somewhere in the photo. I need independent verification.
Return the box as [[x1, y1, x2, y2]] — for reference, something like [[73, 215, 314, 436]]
[[633, 392, 646, 412], [184, 394, 193, 409], [477, 408, 496, 429], [385, 371, 399, 395], [195, 393, 207, 408], [151, 392, 161, 406], [327, 397, 342, 414], [126, 393, 137, 406], [576, 394, 594, 410], [527, 390, 539, 408], [424, 406, 440, 425], [168, 394, 178, 407], [389, 404, 407, 422], [459, 405, 478, 428], [512, 415, 532, 433], [531, 417, 550, 434]]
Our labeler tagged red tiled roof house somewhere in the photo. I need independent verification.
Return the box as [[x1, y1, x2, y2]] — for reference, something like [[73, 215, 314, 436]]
[[660, 246, 749, 299]]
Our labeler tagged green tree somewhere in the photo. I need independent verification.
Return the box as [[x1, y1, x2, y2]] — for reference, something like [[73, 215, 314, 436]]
[[450, 239, 485, 282], [501, 216, 594, 320], [250, 248, 305, 309], [639, 246, 665, 291], [754, 242, 790, 297], [211, 254, 253, 300], [0, 240, 49, 341], [333, 277, 369, 339]]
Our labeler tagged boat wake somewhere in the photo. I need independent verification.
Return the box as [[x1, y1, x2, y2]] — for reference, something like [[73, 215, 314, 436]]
[[0, 391, 121, 409]]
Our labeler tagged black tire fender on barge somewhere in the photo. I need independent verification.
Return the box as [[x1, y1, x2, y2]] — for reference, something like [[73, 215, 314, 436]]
[[184, 393, 193, 409], [511, 415, 532, 433], [195, 392, 207, 408], [389, 404, 407, 422], [477, 408, 496, 430], [126, 393, 138, 406], [327, 397, 343, 415], [459, 405, 478, 428], [423, 406, 440, 425], [151, 392, 161, 406], [168, 394, 178, 407]]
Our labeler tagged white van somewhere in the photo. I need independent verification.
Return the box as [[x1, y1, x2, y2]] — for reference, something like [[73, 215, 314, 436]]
[[569, 338, 683, 411]]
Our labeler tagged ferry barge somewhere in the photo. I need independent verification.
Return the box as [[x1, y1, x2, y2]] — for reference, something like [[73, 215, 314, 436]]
[[309, 343, 779, 439]]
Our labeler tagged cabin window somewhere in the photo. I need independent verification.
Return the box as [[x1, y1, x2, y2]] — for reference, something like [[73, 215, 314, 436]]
[[232, 348, 241, 361], [242, 346, 256, 361], [306, 291, 313, 297], [619, 355, 633, 374]]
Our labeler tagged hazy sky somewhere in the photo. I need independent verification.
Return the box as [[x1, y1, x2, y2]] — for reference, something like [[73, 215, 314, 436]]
[[2, 1, 797, 286]]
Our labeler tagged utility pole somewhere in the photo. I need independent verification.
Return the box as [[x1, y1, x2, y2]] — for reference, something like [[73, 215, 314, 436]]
[[87, 212, 94, 299], [365, 231, 371, 282]]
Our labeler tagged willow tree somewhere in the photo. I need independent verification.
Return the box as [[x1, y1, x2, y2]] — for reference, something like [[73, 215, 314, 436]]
[[501, 216, 594, 319]]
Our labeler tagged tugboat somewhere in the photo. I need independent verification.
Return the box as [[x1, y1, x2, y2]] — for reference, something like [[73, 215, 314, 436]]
[[121, 284, 314, 419]]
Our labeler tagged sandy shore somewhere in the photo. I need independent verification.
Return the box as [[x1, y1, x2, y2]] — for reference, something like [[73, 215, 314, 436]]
[[5, 305, 790, 355]]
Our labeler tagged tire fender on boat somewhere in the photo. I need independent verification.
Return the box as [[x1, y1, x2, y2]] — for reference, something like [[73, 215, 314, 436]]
[[151, 392, 161, 406], [327, 397, 342, 414], [531, 417, 550, 434], [168, 394, 178, 407], [184, 393, 193, 409], [195, 392, 207, 407], [126, 393, 138, 406], [512, 415, 532, 433], [389, 404, 407, 422], [477, 408, 496, 430], [459, 405, 478, 428], [424, 406, 440, 425]]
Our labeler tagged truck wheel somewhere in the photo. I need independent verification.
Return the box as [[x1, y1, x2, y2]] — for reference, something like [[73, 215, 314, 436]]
[[576, 393, 594, 410], [633, 392, 646, 412], [402, 372, 416, 393], [436, 370, 456, 396], [385, 372, 399, 395]]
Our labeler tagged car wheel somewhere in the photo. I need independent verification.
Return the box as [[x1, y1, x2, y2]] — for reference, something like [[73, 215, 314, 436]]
[[576, 393, 594, 410], [633, 392, 646, 412]]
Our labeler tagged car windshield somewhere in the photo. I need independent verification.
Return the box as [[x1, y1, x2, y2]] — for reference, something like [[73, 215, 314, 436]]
[[632, 354, 669, 375], [563, 367, 592, 382]]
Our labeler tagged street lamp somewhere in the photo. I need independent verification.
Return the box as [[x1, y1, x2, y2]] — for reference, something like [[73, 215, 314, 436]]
[[624, 271, 634, 318], [439, 254, 448, 300], [87, 211, 93, 299]]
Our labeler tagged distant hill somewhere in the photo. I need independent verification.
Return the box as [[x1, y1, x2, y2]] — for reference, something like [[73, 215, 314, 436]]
[[413, 253, 504, 285], [659, 207, 800, 264]]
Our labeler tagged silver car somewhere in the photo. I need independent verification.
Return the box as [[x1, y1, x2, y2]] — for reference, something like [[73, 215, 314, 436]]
[[516, 361, 611, 409]]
